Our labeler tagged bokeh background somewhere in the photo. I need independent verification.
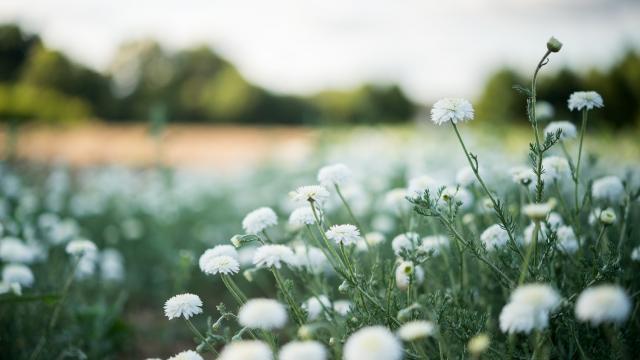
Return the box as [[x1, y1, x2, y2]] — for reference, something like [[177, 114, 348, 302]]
[[1, 0, 639, 358]]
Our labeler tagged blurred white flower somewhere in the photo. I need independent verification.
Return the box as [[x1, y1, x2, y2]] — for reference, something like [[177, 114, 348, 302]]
[[100, 248, 125, 282], [480, 224, 509, 250], [2, 264, 34, 287], [164, 293, 202, 320], [419, 235, 449, 256], [556, 226, 579, 254], [592, 176, 625, 204], [430, 98, 474, 125], [631, 246, 640, 261], [65, 239, 97, 257], [290, 185, 330, 205], [199, 245, 239, 272], [356, 232, 386, 252], [279, 340, 327, 360], [293, 246, 329, 274], [542, 156, 570, 183], [544, 121, 577, 140], [317, 163, 351, 187], [397, 320, 436, 341], [333, 300, 352, 316], [202, 255, 240, 276], [242, 207, 278, 235], [510, 284, 561, 313], [384, 188, 409, 213], [252, 245, 296, 269], [456, 166, 477, 187], [509, 166, 536, 189], [303, 295, 331, 320], [568, 91, 604, 111], [392, 232, 420, 256], [238, 298, 287, 330], [0, 280, 22, 296], [589, 207, 618, 226], [522, 202, 554, 221], [343, 326, 402, 360], [408, 175, 440, 199], [575, 285, 631, 326], [167, 350, 203, 360], [535, 101, 554, 121], [468, 334, 490, 356], [547, 212, 564, 230], [218, 340, 272, 360], [439, 186, 474, 210], [289, 207, 316, 228], [395, 261, 424, 290], [0, 237, 36, 264], [499, 302, 547, 334], [325, 224, 361, 246]]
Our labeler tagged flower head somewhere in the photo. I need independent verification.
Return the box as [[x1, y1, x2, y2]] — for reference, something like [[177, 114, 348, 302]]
[[592, 176, 625, 204], [65, 239, 97, 257], [419, 235, 449, 256], [0, 237, 36, 264], [575, 285, 631, 326], [333, 300, 352, 316], [509, 166, 536, 188], [252, 244, 296, 269], [2, 264, 34, 287], [290, 185, 330, 205], [397, 320, 436, 341], [499, 302, 548, 334], [303, 295, 331, 320], [522, 202, 554, 221], [218, 340, 272, 360], [542, 156, 570, 182], [242, 207, 277, 235], [356, 232, 386, 252], [544, 121, 577, 140], [317, 163, 351, 187], [510, 283, 561, 313], [289, 207, 316, 227], [344, 326, 403, 360], [546, 37, 563, 52], [164, 293, 202, 320], [568, 91, 604, 111], [202, 255, 240, 275], [480, 224, 509, 250], [407, 175, 440, 199], [384, 188, 409, 212], [556, 226, 579, 254], [395, 261, 424, 290], [325, 224, 361, 246], [199, 245, 239, 272], [430, 98, 474, 125], [238, 298, 287, 330], [167, 350, 203, 360], [468, 334, 490, 356], [293, 246, 329, 273], [279, 341, 327, 360], [392, 232, 420, 256]]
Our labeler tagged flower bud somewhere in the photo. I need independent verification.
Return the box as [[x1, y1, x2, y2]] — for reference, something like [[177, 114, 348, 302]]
[[231, 235, 242, 248], [599, 208, 616, 225], [298, 325, 313, 340], [468, 334, 490, 356], [338, 280, 350, 293], [547, 37, 562, 53]]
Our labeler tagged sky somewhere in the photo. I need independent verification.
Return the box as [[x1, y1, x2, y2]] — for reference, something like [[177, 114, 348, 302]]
[[1, 0, 639, 102]]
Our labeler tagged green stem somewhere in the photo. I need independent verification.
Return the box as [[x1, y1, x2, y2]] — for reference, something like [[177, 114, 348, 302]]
[[185, 318, 217, 354], [519, 221, 540, 285], [575, 109, 588, 212], [271, 268, 305, 325]]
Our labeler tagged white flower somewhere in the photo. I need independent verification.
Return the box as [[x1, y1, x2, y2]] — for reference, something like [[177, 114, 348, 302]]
[[164, 293, 203, 320], [542, 156, 570, 182], [499, 302, 548, 334], [631, 246, 640, 261], [202, 255, 240, 275], [0, 237, 36, 264], [430, 98, 474, 125], [536, 101, 555, 120], [510, 283, 561, 313], [356, 232, 386, 251], [439, 186, 473, 210], [303, 295, 331, 320], [384, 188, 409, 213], [288, 207, 316, 227], [589, 207, 618, 226], [575, 285, 631, 326], [333, 300, 352, 316], [408, 175, 440, 199], [568, 91, 604, 111], [242, 207, 278, 235], [167, 350, 203, 360], [100, 248, 125, 282], [395, 261, 424, 290], [544, 121, 577, 140], [65, 239, 97, 257], [343, 326, 403, 360], [522, 202, 554, 221], [2, 264, 34, 287], [325, 224, 361, 246], [392, 232, 420, 256], [592, 176, 625, 204], [468, 334, 490, 356], [397, 320, 436, 341], [279, 341, 327, 360], [556, 226, 579, 254], [509, 166, 536, 188], [0, 281, 22, 296], [290, 185, 330, 205], [480, 224, 509, 250], [238, 298, 287, 330], [547, 212, 564, 229], [199, 245, 239, 272], [218, 340, 272, 360], [293, 246, 329, 274], [456, 166, 477, 187], [419, 235, 449, 256], [317, 163, 351, 187], [252, 245, 296, 269], [523, 222, 549, 245]]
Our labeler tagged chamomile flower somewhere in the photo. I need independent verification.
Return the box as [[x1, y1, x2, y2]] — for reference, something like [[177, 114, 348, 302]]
[[279, 340, 327, 360], [303, 295, 331, 320], [167, 350, 203, 360], [544, 121, 577, 140], [242, 207, 278, 235], [201, 255, 240, 275], [509, 166, 536, 189], [397, 320, 436, 341], [290, 185, 330, 205], [395, 261, 424, 290], [575, 285, 631, 326], [164, 293, 202, 320], [2, 264, 34, 287], [325, 224, 361, 246], [592, 176, 625, 204], [430, 98, 474, 125], [65, 239, 97, 257], [392, 232, 420, 256], [439, 186, 473, 210], [510, 283, 561, 313], [199, 245, 239, 272], [252, 245, 296, 269], [317, 163, 351, 187], [480, 224, 509, 250], [288, 207, 316, 228], [218, 340, 272, 360], [238, 298, 287, 330], [568, 91, 604, 111], [499, 302, 548, 334], [522, 202, 554, 221], [468, 334, 490, 356], [535, 101, 555, 121], [343, 326, 403, 360]]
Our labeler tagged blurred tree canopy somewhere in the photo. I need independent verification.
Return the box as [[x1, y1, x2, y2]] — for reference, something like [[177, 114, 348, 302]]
[[0, 24, 415, 125], [476, 51, 640, 128]]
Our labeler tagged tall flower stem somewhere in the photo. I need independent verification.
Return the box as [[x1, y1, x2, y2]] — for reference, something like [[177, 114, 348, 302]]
[[271, 268, 305, 325], [574, 109, 588, 212], [518, 221, 540, 285], [221, 275, 247, 305], [529, 50, 552, 204], [185, 318, 217, 354]]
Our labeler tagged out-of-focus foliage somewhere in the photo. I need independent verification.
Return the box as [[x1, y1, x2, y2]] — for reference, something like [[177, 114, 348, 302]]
[[0, 84, 90, 122], [476, 51, 640, 128]]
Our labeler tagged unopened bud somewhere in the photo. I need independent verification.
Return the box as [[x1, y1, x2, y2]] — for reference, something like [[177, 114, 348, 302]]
[[547, 37, 563, 53]]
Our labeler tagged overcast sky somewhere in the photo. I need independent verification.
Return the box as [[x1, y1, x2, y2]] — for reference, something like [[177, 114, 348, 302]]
[[1, 0, 639, 102]]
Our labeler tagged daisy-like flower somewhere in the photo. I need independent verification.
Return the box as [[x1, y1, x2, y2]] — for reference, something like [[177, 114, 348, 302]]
[[568, 91, 604, 111], [201, 255, 240, 275], [290, 185, 330, 205], [199, 245, 239, 272], [397, 320, 436, 341], [418, 235, 449, 256], [317, 163, 351, 187], [510, 283, 561, 313], [544, 121, 577, 140], [238, 298, 287, 330], [242, 207, 278, 235], [499, 301, 548, 334], [592, 176, 625, 204], [288, 207, 316, 228], [279, 340, 327, 360], [325, 224, 361, 246], [542, 156, 570, 182], [430, 98, 474, 125], [408, 175, 440, 199], [395, 261, 424, 290], [65, 239, 97, 257], [2, 264, 34, 287], [522, 202, 554, 221], [252, 244, 296, 269], [480, 224, 509, 250], [575, 285, 631, 326], [343, 326, 403, 360], [509, 166, 536, 189], [556, 226, 579, 254], [333, 300, 352, 316], [218, 340, 272, 360], [164, 293, 202, 320], [303, 295, 331, 320], [0, 237, 36, 264], [167, 350, 203, 360], [392, 232, 420, 256]]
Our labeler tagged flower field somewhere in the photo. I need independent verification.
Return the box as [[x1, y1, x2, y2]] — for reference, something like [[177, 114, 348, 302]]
[[2, 39, 640, 360]]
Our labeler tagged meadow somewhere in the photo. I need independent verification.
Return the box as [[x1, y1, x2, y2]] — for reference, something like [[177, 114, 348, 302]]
[[1, 39, 640, 360]]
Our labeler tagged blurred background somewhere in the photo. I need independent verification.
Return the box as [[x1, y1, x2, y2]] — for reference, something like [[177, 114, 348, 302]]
[[1, 1, 639, 358]]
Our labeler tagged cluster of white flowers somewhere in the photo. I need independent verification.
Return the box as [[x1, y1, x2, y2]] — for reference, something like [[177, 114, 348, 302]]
[[288, 207, 316, 228], [500, 284, 560, 334]]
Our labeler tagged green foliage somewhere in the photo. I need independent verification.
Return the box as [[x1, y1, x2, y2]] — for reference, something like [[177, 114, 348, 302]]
[[0, 83, 91, 122]]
